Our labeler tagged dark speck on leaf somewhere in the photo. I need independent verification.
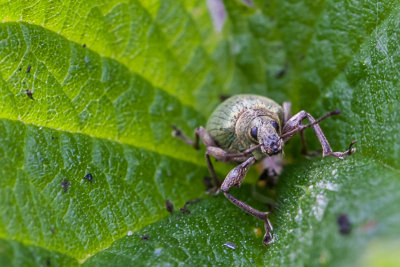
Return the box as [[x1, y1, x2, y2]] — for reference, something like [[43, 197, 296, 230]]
[[25, 89, 34, 100], [251, 259, 255, 264], [45, 258, 51, 266], [62, 179, 70, 193], [26, 65, 31, 73], [337, 213, 351, 235], [82, 44, 86, 48], [165, 199, 174, 213], [180, 199, 201, 215], [141, 234, 149, 241], [275, 62, 288, 78], [223, 241, 237, 250], [180, 203, 190, 214], [84, 173, 93, 182]]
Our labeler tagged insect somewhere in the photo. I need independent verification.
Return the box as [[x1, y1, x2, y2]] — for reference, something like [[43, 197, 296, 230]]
[[172, 94, 356, 245]]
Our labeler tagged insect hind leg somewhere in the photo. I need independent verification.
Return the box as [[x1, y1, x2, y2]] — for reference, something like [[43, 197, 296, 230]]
[[220, 156, 274, 245]]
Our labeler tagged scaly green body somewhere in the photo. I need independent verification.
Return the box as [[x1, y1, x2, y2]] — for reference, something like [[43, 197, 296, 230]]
[[206, 94, 283, 160]]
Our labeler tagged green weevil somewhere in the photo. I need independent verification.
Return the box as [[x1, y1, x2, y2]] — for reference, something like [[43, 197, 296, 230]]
[[172, 94, 356, 245]]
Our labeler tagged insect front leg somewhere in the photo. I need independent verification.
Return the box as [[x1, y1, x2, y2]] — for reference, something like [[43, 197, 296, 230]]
[[282, 110, 356, 159], [283, 101, 319, 156], [220, 156, 274, 245], [282, 103, 312, 155], [172, 125, 264, 187], [204, 145, 260, 187]]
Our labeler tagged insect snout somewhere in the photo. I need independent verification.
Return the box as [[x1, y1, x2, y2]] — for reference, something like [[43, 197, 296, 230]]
[[270, 135, 280, 154], [261, 135, 281, 155]]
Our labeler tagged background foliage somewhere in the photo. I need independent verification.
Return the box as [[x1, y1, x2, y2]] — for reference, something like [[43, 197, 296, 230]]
[[0, 0, 399, 266]]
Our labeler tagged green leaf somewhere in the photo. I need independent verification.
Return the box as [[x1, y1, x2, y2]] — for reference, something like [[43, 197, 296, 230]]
[[0, 0, 399, 266], [0, 238, 78, 266], [83, 156, 400, 266]]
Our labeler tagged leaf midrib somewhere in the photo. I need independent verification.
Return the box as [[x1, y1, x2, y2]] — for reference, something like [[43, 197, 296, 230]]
[[0, 117, 206, 168]]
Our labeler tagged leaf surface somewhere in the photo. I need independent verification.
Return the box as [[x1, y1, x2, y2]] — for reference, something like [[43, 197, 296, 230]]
[[0, 0, 399, 266]]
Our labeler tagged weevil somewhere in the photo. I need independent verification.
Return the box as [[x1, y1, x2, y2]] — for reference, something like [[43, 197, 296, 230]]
[[172, 94, 356, 245]]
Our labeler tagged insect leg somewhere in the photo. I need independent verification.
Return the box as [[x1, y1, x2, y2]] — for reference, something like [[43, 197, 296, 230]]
[[205, 145, 254, 187], [171, 126, 216, 150], [282, 101, 292, 125], [224, 192, 273, 245], [282, 110, 356, 159], [171, 125, 198, 148], [220, 156, 274, 245], [171, 125, 222, 187], [299, 129, 325, 157], [205, 152, 220, 187], [195, 126, 217, 147], [220, 156, 256, 190]]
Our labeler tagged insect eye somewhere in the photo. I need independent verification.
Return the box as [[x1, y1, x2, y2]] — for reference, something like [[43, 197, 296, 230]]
[[250, 126, 258, 139], [270, 121, 279, 131]]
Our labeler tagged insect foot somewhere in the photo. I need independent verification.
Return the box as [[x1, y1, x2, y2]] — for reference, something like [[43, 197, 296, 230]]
[[223, 190, 274, 246], [326, 140, 357, 159], [263, 214, 274, 246]]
